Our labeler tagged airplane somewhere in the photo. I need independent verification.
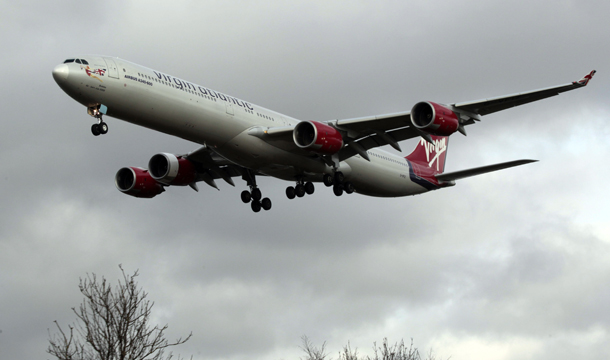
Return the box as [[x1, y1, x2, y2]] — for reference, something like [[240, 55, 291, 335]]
[[52, 56, 595, 212]]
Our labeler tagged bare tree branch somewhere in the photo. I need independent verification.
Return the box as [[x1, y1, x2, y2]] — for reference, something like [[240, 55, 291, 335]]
[[301, 337, 446, 360], [47, 265, 191, 360], [300, 335, 328, 360]]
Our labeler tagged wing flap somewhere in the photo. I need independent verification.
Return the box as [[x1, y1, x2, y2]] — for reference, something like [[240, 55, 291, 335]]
[[184, 146, 246, 188]]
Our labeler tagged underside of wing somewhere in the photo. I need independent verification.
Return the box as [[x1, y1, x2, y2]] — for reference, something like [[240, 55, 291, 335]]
[[184, 145, 248, 189]]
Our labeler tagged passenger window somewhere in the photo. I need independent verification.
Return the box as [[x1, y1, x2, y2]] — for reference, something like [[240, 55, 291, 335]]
[[63, 59, 74, 63]]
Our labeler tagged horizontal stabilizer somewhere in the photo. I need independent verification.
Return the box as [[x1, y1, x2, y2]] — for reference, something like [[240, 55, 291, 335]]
[[435, 159, 538, 182]]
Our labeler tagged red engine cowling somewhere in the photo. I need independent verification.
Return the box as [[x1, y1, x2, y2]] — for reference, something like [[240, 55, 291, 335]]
[[115, 167, 165, 198], [410, 101, 459, 136], [293, 121, 344, 155], [148, 153, 197, 186]]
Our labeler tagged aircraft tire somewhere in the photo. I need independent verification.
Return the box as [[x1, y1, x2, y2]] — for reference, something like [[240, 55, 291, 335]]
[[241, 190, 252, 203], [344, 182, 355, 194], [323, 174, 333, 187], [91, 124, 101, 136], [295, 184, 306, 197], [286, 186, 296, 199], [251, 200, 261, 212], [305, 182, 315, 195], [261, 198, 272, 211], [99, 122, 108, 134], [251, 188, 262, 201], [333, 184, 344, 196]]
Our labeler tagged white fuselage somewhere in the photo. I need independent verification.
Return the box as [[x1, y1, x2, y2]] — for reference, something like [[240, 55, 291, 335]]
[[54, 56, 432, 197]]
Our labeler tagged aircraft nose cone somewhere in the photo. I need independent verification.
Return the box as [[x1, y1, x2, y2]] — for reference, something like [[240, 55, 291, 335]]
[[52, 64, 69, 83]]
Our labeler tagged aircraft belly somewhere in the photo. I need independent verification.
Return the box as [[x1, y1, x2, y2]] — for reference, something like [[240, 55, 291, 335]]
[[346, 156, 427, 197]]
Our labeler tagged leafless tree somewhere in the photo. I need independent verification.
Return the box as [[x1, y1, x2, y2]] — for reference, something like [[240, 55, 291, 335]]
[[368, 338, 421, 360], [302, 337, 444, 360], [48, 265, 191, 360], [300, 336, 328, 360]]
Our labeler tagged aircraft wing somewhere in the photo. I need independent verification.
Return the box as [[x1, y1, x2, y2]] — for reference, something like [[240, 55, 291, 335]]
[[253, 70, 595, 161], [452, 70, 596, 117], [435, 159, 538, 183]]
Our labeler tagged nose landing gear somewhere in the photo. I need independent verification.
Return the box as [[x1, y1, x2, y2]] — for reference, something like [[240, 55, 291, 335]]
[[88, 105, 108, 136], [91, 121, 108, 136]]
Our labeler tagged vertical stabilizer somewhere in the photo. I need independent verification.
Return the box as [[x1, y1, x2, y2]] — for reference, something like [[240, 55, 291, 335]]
[[405, 136, 449, 175]]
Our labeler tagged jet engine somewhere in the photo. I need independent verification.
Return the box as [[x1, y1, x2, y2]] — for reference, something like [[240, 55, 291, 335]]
[[148, 153, 197, 186], [115, 167, 165, 198], [410, 101, 459, 136], [293, 121, 344, 155]]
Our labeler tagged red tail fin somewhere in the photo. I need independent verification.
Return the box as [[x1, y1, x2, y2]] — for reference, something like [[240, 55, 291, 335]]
[[405, 136, 449, 174]]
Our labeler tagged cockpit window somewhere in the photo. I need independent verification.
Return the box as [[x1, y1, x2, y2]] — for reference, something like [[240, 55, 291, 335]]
[[63, 59, 75, 63], [75, 59, 82, 64], [81, 59, 89, 65]]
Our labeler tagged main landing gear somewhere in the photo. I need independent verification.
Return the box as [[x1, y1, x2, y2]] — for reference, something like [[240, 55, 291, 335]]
[[285, 179, 315, 200], [240, 170, 271, 213], [241, 187, 272, 212], [88, 106, 108, 136], [323, 172, 355, 197]]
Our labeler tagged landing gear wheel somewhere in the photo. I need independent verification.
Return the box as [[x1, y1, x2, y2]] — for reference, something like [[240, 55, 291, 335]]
[[344, 181, 355, 194], [251, 200, 261, 212], [333, 184, 344, 196], [334, 171, 345, 184], [286, 186, 296, 199], [251, 188, 262, 201], [91, 123, 101, 136], [99, 122, 108, 134], [241, 190, 252, 203], [295, 184, 306, 198], [304, 181, 315, 195], [261, 198, 272, 211], [323, 174, 334, 187]]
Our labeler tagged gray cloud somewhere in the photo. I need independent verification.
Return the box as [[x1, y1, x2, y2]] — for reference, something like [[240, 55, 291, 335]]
[[1, 1, 608, 360]]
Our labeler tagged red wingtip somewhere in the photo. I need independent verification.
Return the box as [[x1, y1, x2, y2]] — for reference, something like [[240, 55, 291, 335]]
[[575, 70, 596, 86]]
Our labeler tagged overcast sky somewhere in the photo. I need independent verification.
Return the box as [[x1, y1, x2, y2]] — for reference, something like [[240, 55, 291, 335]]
[[1, 1, 609, 359]]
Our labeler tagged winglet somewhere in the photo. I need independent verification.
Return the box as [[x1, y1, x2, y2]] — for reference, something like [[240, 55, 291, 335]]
[[574, 70, 596, 86]]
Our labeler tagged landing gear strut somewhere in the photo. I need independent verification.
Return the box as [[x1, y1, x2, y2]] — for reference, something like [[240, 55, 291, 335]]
[[241, 170, 271, 212], [88, 105, 108, 136]]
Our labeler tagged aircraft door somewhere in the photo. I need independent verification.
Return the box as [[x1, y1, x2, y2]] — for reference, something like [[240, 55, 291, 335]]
[[225, 103, 234, 116], [104, 58, 120, 79]]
